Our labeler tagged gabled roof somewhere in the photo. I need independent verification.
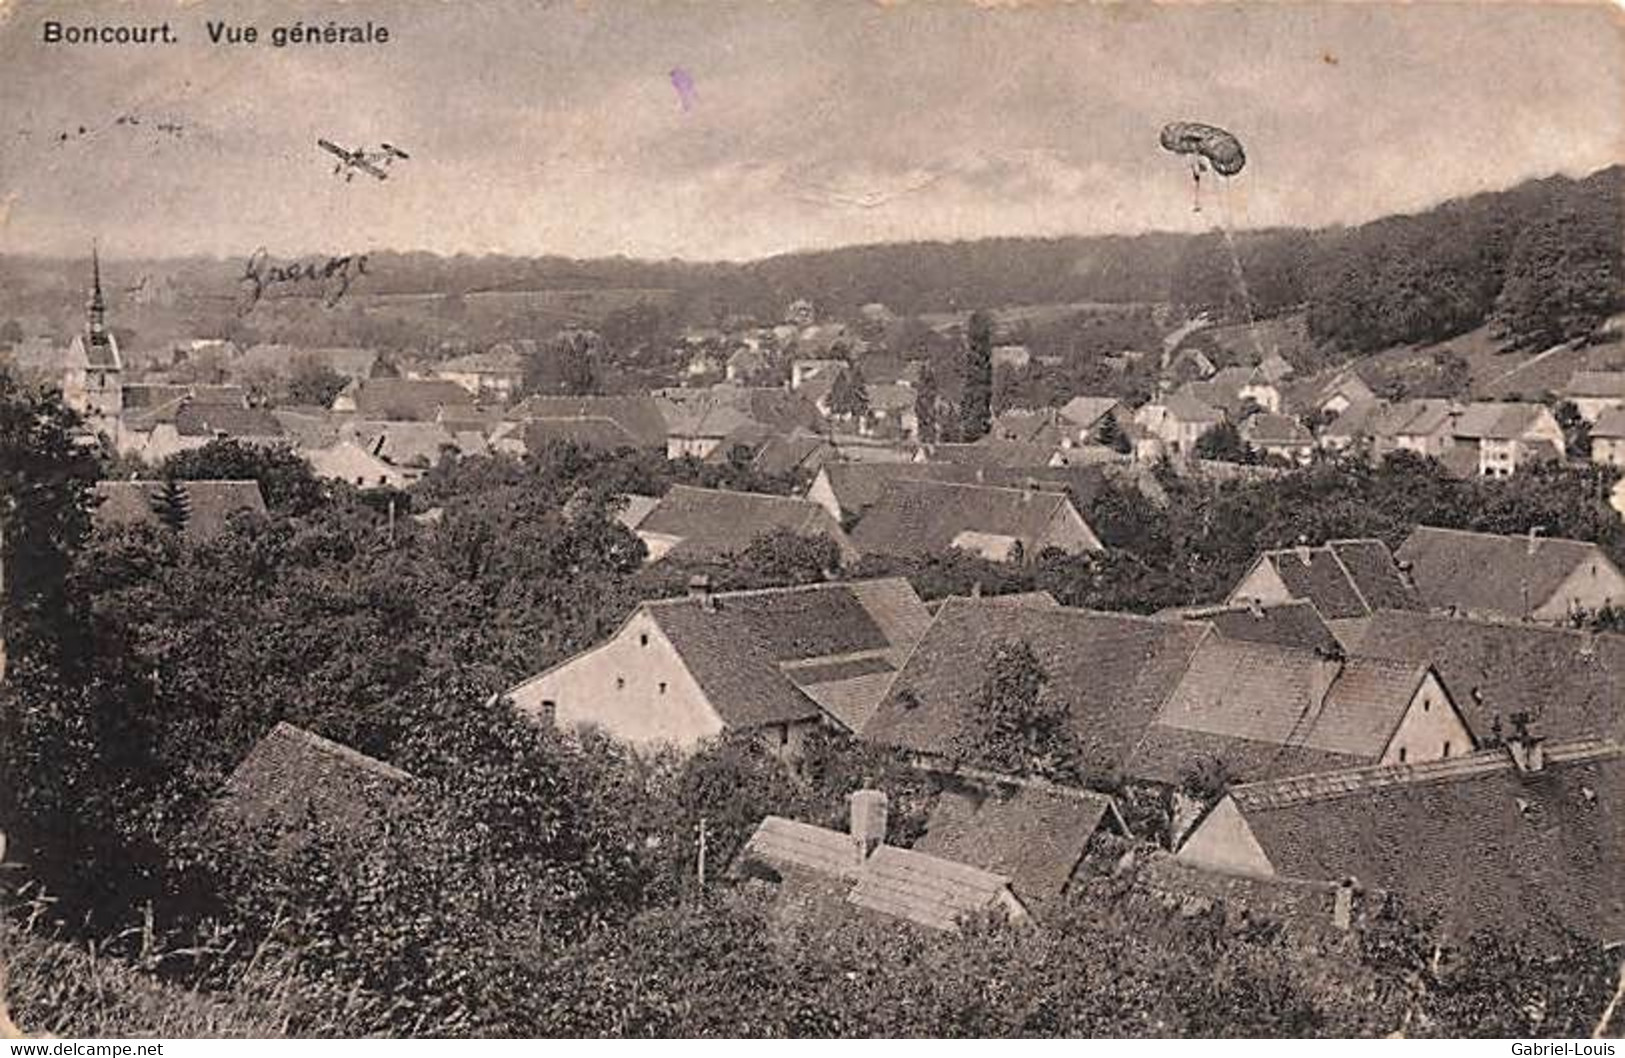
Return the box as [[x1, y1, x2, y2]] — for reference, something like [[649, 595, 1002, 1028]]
[[752, 433, 835, 476], [506, 395, 671, 447], [915, 441, 1061, 468], [349, 420, 460, 469], [741, 816, 864, 879], [342, 378, 471, 421], [1159, 392, 1225, 424], [1174, 600, 1342, 654], [1238, 539, 1422, 620], [1214, 740, 1625, 946], [93, 480, 268, 540], [523, 416, 641, 452], [991, 408, 1066, 445], [1562, 370, 1625, 400], [1128, 639, 1433, 785], [913, 779, 1116, 912], [847, 845, 1017, 932], [1351, 609, 1625, 742], [635, 577, 930, 730], [638, 484, 855, 562], [1059, 396, 1121, 429], [1396, 526, 1620, 620], [174, 404, 285, 439], [214, 722, 412, 850], [1449, 401, 1551, 441], [1593, 407, 1625, 439], [1241, 413, 1312, 447], [850, 480, 1089, 559], [865, 599, 1207, 775]]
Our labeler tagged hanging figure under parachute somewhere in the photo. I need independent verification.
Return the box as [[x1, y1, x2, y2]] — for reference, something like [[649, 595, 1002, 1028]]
[[1159, 121, 1245, 213]]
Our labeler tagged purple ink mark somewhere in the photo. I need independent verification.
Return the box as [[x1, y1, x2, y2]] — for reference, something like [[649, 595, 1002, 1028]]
[[669, 67, 697, 112]]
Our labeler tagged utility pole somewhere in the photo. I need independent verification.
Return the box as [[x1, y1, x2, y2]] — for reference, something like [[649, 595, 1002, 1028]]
[[695, 816, 708, 890]]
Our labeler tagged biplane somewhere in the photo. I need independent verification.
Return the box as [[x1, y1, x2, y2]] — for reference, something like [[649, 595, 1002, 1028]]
[[317, 139, 410, 182]]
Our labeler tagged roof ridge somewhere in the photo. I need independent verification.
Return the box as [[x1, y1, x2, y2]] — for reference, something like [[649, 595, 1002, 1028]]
[[1325, 542, 1373, 616], [1364, 605, 1625, 643], [266, 721, 414, 782], [1231, 737, 1621, 811], [644, 575, 907, 607], [665, 483, 814, 506]]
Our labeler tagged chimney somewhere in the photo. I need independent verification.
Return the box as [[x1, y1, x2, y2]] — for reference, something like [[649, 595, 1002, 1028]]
[[687, 573, 717, 611], [848, 789, 888, 857], [1333, 877, 1357, 931], [1505, 712, 1546, 775]]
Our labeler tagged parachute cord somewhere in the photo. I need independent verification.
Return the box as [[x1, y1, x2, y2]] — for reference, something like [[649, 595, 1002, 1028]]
[[1216, 181, 1269, 366]]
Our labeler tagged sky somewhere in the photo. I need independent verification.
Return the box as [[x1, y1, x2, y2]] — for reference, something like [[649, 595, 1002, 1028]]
[[1, 0, 1622, 261]]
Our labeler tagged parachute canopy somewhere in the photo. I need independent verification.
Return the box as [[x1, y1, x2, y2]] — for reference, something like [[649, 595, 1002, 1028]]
[[1159, 121, 1246, 177]]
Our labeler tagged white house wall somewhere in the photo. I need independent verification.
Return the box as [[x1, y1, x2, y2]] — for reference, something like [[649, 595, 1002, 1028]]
[[508, 610, 725, 752]]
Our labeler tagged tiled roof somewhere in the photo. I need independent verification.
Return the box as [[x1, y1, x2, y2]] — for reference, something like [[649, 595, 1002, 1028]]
[[93, 480, 267, 540], [1593, 407, 1625, 439], [1128, 725, 1362, 788], [638, 484, 855, 562], [751, 434, 834, 476], [271, 407, 343, 449], [1563, 370, 1625, 400], [865, 600, 1207, 775], [344, 378, 471, 421], [1241, 413, 1312, 446], [350, 420, 460, 469], [1396, 526, 1619, 620], [1449, 402, 1546, 441], [1176, 601, 1342, 654], [646, 577, 929, 729], [506, 395, 670, 447], [740, 816, 864, 880], [1219, 740, 1625, 946], [1351, 609, 1625, 742], [1161, 392, 1225, 423], [913, 780, 1113, 911], [846, 845, 1016, 932], [523, 416, 641, 452], [214, 722, 412, 848], [915, 441, 1061, 468], [1243, 539, 1421, 620], [1059, 396, 1121, 429], [438, 347, 524, 374], [174, 404, 285, 439], [850, 480, 1087, 559]]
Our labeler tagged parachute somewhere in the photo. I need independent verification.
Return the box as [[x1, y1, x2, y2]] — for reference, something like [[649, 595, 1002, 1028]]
[[1160, 121, 1245, 213], [1159, 121, 1246, 177]]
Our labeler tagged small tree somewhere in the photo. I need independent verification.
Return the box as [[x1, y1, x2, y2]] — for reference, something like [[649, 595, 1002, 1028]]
[[1094, 413, 1131, 454], [826, 364, 870, 423], [1194, 421, 1256, 464], [959, 311, 994, 441], [1553, 400, 1593, 459], [286, 359, 349, 407], [950, 638, 1082, 782], [913, 360, 941, 443], [150, 478, 192, 534]]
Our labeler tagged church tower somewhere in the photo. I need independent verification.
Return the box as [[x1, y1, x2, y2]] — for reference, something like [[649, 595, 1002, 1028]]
[[64, 242, 123, 427]]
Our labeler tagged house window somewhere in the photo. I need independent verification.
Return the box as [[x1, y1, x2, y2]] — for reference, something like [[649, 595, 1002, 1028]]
[[615, 676, 625, 690], [640, 633, 649, 647], [1398, 747, 1407, 763], [1422, 695, 1430, 712], [1442, 741, 1452, 758], [777, 724, 789, 747], [540, 699, 557, 723], [658, 681, 667, 695]]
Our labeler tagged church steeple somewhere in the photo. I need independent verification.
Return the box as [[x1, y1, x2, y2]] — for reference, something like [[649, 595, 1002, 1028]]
[[88, 240, 108, 345]]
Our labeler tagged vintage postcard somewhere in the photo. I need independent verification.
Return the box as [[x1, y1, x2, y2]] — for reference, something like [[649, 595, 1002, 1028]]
[[2, 0, 1624, 1042]]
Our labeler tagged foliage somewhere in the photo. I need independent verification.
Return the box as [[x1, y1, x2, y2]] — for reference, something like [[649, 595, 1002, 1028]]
[[161, 440, 326, 514], [283, 358, 348, 407], [1194, 421, 1257, 464], [949, 638, 1083, 782], [1493, 190, 1624, 351], [959, 310, 994, 441], [1554, 400, 1593, 459], [0, 369, 99, 675], [826, 363, 870, 420]]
